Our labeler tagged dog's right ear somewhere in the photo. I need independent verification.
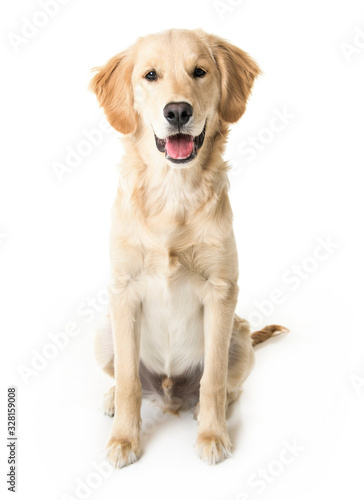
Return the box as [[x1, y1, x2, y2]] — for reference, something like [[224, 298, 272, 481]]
[[89, 51, 137, 135]]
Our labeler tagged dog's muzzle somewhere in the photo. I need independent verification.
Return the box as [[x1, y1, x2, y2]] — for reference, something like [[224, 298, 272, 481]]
[[154, 122, 206, 164]]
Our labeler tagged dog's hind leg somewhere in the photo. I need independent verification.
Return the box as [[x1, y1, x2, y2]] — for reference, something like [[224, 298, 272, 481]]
[[227, 316, 288, 408], [226, 315, 255, 408], [94, 315, 115, 377], [94, 316, 116, 416], [103, 385, 116, 417]]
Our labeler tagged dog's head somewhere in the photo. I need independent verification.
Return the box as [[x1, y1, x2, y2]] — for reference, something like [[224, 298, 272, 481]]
[[90, 29, 260, 167]]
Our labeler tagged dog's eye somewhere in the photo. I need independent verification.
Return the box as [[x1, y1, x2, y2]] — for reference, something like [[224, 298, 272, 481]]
[[194, 67, 207, 78], [144, 70, 157, 81]]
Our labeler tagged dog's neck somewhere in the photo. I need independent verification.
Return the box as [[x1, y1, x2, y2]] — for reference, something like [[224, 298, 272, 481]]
[[120, 121, 230, 225]]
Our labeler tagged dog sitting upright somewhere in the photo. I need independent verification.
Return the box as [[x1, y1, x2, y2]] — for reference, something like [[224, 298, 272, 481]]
[[91, 29, 286, 468]]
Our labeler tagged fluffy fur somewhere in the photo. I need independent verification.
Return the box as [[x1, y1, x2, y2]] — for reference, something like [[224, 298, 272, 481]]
[[91, 29, 286, 468]]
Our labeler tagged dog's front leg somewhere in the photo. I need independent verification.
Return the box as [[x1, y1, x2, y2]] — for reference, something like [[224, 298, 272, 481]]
[[106, 278, 142, 468], [196, 281, 238, 464]]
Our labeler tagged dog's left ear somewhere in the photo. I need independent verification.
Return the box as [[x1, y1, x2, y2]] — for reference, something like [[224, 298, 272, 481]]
[[89, 51, 137, 134], [208, 35, 261, 123]]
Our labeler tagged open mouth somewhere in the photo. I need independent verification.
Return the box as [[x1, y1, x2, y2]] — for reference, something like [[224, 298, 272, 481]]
[[154, 123, 206, 164]]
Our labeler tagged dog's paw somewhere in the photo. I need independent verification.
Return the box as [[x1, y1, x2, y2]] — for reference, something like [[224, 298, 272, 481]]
[[103, 386, 115, 417], [196, 432, 232, 465], [106, 436, 140, 469]]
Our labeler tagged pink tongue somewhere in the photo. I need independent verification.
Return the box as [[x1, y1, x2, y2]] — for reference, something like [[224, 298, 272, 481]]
[[166, 135, 194, 160]]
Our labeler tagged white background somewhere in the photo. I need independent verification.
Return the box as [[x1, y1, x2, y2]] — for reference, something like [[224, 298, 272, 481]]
[[1, 0, 364, 499]]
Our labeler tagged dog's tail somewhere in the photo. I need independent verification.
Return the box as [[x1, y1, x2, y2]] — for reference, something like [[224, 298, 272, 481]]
[[251, 325, 289, 347]]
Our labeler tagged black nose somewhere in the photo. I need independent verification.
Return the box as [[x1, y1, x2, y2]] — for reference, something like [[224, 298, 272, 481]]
[[163, 102, 193, 128]]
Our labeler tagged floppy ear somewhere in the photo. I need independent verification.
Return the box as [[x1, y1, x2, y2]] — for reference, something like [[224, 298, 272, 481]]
[[89, 51, 137, 134], [208, 36, 261, 123]]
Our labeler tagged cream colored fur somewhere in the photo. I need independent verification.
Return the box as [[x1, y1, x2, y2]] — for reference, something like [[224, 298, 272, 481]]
[[91, 29, 265, 467]]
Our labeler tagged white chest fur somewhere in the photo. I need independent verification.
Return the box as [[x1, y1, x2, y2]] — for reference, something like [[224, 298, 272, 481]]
[[139, 259, 205, 377]]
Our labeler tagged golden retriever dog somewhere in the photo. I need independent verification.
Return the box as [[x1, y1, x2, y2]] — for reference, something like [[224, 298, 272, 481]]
[[91, 28, 287, 468]]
